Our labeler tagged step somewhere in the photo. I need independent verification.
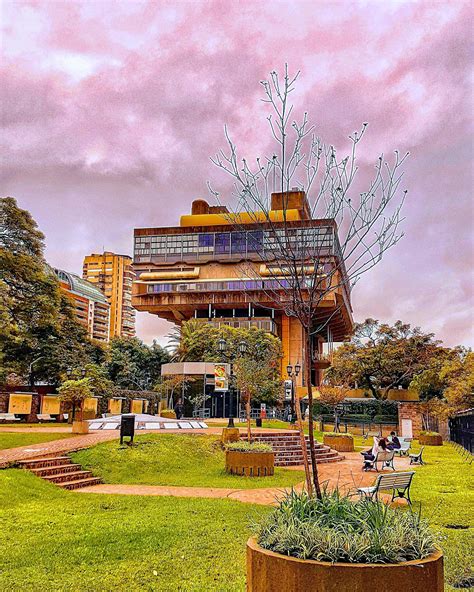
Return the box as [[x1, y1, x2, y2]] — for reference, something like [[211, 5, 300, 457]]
[[58, 477, 102, 490], [18, 456, 72, 469], [43, 470, 95, 484], [31, 464, 83, 477]]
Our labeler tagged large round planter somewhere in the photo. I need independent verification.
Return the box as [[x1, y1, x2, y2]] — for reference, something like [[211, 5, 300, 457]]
[[246, 537, 444, 592], [226, 450, 274, 477], [160, 410, 177, 419], [419, 433, 443, 446], [72, 420, 89, 435], [323, 434, 354, 452], [221, 427, 240, 444]]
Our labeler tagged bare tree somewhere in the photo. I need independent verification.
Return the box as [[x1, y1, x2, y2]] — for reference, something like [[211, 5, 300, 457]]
[[209, 65, 408, 498]]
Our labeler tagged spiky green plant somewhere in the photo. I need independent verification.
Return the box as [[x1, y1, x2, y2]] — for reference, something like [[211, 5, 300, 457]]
[[253, 489, 437, 564]]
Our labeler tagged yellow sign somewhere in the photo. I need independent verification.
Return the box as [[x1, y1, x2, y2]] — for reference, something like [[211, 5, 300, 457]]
[[9, 394, 32, 414], [214, 364, 228, 392], [41, 396, 60, 415], [83, 397, 98, 419], [131, 399, 143, 414], [109, 399, 122, 414]]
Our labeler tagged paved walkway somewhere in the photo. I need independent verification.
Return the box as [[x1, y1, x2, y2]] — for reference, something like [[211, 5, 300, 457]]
[[0, 431, 119, 467]]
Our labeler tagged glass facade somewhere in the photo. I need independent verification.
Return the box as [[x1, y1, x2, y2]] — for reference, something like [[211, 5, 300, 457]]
[[134, 227, 334, 263], [146, 278, 300, 294]]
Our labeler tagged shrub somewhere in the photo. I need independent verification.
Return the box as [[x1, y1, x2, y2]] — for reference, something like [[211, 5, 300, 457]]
[[419, 430, 441, 436], [372, 415, 399, 423], [323, 432, 353, 438], [253, 489, 437, 564], [226, 441, 273, 453]]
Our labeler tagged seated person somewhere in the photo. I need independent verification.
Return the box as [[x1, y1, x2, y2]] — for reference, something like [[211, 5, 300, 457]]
[[387, 431, 401, 450], [361, 436, 386, 470]]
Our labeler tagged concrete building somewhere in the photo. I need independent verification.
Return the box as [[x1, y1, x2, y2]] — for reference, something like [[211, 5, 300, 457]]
[[83, 252, 136, 338], [54, 268, 110, 342], [132, 191, 353, 395]]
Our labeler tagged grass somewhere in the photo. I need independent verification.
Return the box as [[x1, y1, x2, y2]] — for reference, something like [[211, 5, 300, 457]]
[[0, 469, 268, 591], [72, 434, 305, 490], [409, 443, 474, 590], [0, 432, 73, 450]]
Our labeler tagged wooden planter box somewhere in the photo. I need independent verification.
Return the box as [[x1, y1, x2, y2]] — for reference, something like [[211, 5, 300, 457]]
[[225, 450, 274, 477], [160, 410, 177, 419], [72, 420, 89, 434], [419, 433, 443, 446], [247, 537, 444, 592], [323, 434, 354, 452]]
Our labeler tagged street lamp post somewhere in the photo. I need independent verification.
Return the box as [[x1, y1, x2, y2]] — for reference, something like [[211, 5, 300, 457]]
[[286, 361, 301, 420], [218, 338, 247, 428]]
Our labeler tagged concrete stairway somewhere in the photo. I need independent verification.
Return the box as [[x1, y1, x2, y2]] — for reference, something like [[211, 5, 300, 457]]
[[18, 455, 102, 490], [244, 432, 344, 466]]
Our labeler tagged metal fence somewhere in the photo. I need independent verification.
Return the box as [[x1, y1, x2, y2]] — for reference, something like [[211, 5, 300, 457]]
[[449, 409, 473, 453]]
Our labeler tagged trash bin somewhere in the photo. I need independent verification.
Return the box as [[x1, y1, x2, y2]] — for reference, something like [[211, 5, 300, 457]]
[[256, 417, 262, 428], [120, 414, 135, 444]]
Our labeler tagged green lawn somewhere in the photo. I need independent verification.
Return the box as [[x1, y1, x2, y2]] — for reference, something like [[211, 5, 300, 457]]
[[409, 443, 474, 590], [0, 432, 73, 450], [1, 434, 471, 590], [72, 433, 305, 490], [0, 469, 266, 591]]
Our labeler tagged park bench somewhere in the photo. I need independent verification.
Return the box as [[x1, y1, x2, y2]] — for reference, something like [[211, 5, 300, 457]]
[[395, 437, 412, 456], [37, 414, 55, 422], [363, 449, 395, 472], [409, 446, 425, 465], [357, 471, 415, 505], [0, 413, 20, 422]]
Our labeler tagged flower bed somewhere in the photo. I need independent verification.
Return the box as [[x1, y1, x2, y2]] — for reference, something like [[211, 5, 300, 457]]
[[322, 433, 354, 452], [225, 442, 274, 476], [419, 431, 443, 446], [248, 490, 443, 591]]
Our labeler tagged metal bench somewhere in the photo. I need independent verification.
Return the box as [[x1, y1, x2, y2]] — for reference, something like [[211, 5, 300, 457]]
[[37, 414, 55, 422], [395, 437, 412, 456], [409, 446, 425, 465], [357, 471, 415, 505], [363, 450, 396, 472], [0, 413, 20, 422]]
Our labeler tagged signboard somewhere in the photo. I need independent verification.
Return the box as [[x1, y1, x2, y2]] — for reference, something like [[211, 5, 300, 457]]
[[83, 397, 98, 419], [284, 380, 293, 401], [109, 399, 122, 415], [214, 364, 228, 392], [8, 394, 32, 415], [131, 399, 143, 414], [41, 396, 60, 415]]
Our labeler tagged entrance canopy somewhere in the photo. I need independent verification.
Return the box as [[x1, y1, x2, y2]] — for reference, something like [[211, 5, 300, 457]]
[[162, 362, 229, 376]]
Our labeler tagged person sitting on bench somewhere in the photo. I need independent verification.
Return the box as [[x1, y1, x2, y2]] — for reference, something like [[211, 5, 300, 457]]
[[361, 437, 387, 470], [387, 431, 401, 451]]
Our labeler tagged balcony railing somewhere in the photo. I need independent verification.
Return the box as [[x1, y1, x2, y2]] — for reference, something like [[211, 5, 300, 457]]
[[195, 318, 277, 334]]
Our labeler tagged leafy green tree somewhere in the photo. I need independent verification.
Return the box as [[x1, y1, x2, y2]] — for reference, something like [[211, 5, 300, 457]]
[[328, 319, 442, 399], [169, 319, 283, 407], [57, 378, 92, 422], [0, 197, 62, 381], [107, 337, 170, 390]]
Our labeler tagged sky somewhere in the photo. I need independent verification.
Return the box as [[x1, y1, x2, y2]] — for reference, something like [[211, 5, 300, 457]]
[[1, 0, 473, 348]]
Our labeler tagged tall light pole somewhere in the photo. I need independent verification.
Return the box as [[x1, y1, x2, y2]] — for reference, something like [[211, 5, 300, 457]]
[[286, 361, 301, 420], [218, 338, 247, 428]]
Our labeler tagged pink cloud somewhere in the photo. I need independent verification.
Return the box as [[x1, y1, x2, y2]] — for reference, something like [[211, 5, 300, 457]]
[[1, 0, 472, 347]]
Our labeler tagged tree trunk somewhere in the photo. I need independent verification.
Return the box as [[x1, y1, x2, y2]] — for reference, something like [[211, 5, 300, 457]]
[[305, 329, 322, 499], [245, 390, 252, 443], [294, 378, 313, 497]]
